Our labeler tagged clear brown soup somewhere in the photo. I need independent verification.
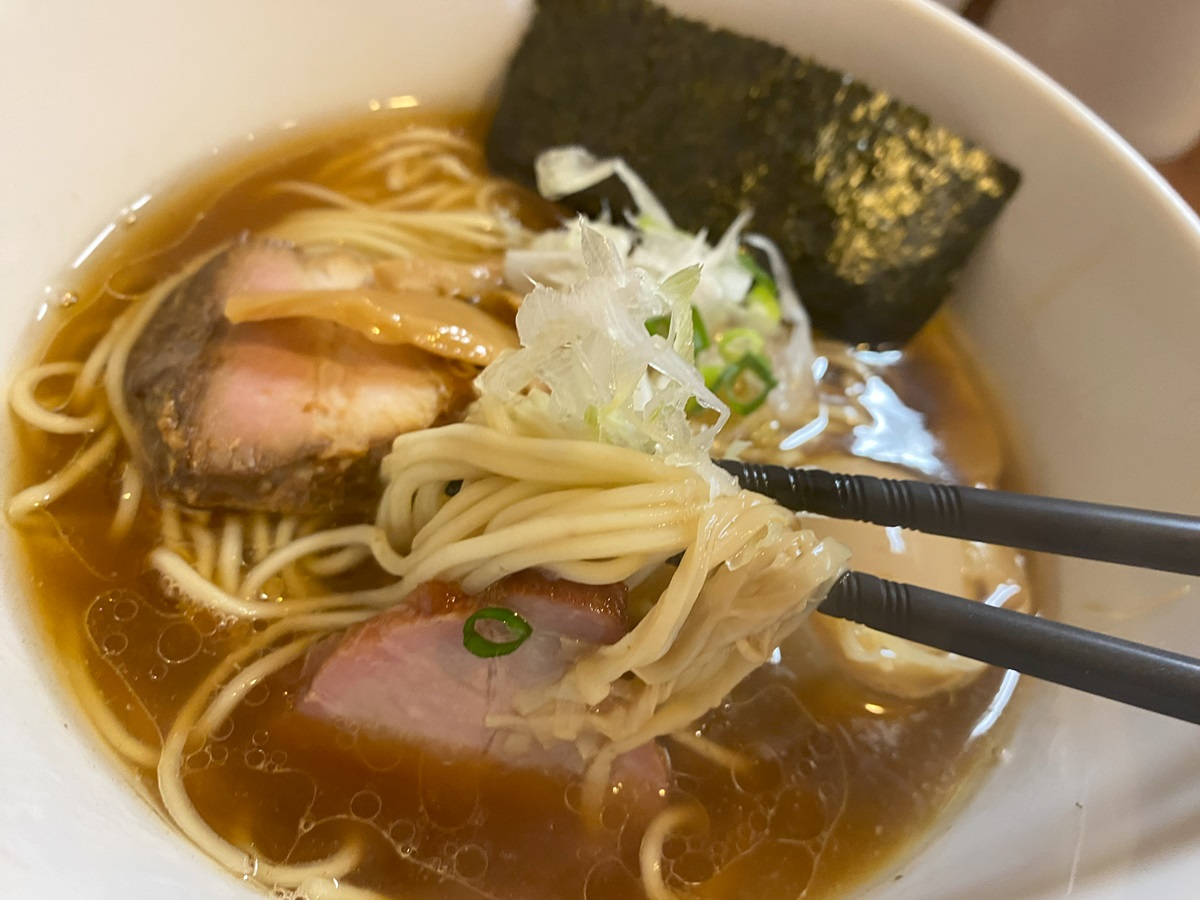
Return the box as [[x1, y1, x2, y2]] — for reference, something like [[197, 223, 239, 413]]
[[12, 108, 1022, 900]]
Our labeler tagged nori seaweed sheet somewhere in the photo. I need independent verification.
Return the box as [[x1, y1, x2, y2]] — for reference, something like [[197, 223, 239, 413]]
[[486, 0, 1021, 345]]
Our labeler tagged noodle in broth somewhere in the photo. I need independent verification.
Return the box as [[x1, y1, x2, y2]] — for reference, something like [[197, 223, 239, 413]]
[[9, 110, 1031, 900]]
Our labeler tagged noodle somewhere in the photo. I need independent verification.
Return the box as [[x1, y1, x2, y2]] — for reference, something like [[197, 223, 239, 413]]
[[110, 462, 144, 540], [216, 516, 245, 595], [6, 118, 1029, 900], [7, 123, 570, 898], [68, 658, 160, 770], [639, 805, 703, 900], [189, 520, 218, 582], [250, 513, 274, 564], [666, 730, 753, 774], [370, 420, 848, 796], [150, 548, 395, 621], [9, 361, 107, 434], [266, 127, 528, 263], [7, 427, 120, 521], [238, 525, 384, 601], [157, 613, 376, 895]]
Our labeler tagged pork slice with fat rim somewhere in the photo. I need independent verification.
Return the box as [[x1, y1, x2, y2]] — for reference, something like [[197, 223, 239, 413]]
[[123, 238, 468, 514]]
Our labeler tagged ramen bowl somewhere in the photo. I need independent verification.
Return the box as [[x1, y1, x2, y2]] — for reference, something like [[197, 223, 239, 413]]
[[2, 1, 1199, 897]]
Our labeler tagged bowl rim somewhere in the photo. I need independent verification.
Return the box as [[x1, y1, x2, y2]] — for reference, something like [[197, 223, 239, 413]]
[[3, 2, 1200, 899]]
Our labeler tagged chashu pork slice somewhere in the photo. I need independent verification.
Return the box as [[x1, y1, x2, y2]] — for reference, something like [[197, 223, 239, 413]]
[[123, 239, 467, 513], [297, 571, 670, 803]]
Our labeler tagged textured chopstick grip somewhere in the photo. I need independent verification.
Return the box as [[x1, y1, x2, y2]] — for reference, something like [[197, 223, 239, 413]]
[[820, 572, 1200, 726], [719, 461, 1200, 577]]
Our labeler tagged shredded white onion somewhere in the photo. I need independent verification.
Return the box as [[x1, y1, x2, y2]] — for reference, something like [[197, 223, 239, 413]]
[[482, 224, 731, 469]]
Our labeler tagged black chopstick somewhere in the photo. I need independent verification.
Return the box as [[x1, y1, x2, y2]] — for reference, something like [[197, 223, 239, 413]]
[[718, 461, 1200, 576], [820, 571, 1200, 726]]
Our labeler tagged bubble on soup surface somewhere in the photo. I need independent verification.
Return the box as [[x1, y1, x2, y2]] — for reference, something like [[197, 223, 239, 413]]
[[192, 609, 223, 636], [563, 781, 583, 814], [101, 633, 128, 657], [747, 808, 770, 833], [388, 818, 417, 847], [452, 843, 488, 879], [156, 620, 202, 664], [244, 748, 268, 769], [661, 834, 687, 860], [599, 796, 629, 832], [86, 589, 226, 732], [671, 849, 717, 885], [350, 790, 383, 821], [111, 595, 139, 621], [583, 858, 642, 900], [184, 747, 212, 773], [770, 786, 829, 842], [731, 746, 783, 794], [664, 679, 848, 890]]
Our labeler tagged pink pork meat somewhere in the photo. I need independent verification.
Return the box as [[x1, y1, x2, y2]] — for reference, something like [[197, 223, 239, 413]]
[[297, 570, 669, 804]]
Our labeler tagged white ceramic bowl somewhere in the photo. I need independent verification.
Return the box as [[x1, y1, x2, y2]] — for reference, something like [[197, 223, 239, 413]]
[[3, 1, 1200, 897]]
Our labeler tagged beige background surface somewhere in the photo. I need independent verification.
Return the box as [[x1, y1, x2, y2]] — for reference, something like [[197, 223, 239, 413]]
[[962, 0, 1200, 210]]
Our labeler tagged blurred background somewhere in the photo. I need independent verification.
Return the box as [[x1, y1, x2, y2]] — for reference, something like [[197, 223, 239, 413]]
[[942, 0, 1200, 210]]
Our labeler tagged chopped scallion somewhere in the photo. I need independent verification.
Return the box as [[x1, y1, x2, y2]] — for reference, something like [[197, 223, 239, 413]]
[[699, 362, 726, 390], [645, 306, 711, 352], [463, 607, 533, 658], [644, 313, 672, 340], [746, 283, 782, 323], [738, 247, 776, 289], [717, 327, 765, 362], [690, 306, 711, 351], [714, 351, 778, 416], [739, 247, 782, 324]]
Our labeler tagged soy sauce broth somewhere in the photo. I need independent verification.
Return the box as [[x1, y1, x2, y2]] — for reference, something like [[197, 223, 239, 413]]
[[10, 107, 1024, 899]]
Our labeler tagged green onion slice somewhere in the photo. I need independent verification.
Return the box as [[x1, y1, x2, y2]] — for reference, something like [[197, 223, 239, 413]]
[[717, 327, 765, 362], [463, 607, 533, 658], [738, 247, 776, 289], [645, 307, 710, 352], [739, 247, 782, 324], [714, 351, 778, 416], [745, 283, 782, 323], [690, 306, 711, 351], [645, 313, 671, 339], [699, 362, 726, 390]]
